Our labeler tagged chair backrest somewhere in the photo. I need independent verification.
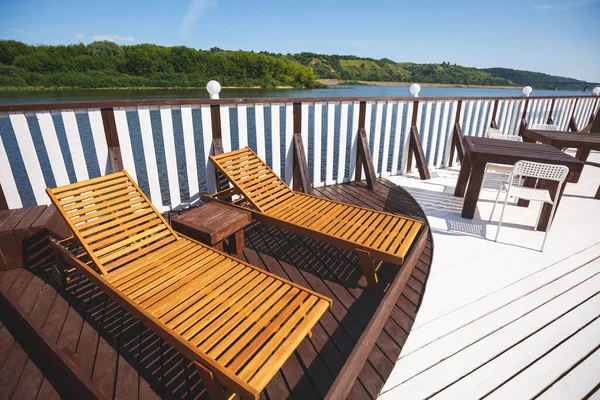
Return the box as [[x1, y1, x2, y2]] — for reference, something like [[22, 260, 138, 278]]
[[511, 160, 569, 183], [530, 123, 559, 131], [486, 127, 502, 137], [489, 133, 523, 142], [210, 147, 295, 213], [46, 171, 179, 275]]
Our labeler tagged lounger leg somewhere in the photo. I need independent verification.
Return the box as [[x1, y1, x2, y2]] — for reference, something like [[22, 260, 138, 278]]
[[355, 249, 378, 290], [195, 362, 227, 400]]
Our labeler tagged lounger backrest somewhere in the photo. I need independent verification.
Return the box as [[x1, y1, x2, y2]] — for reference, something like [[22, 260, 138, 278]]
[[210, 147, 295, 213], [46, 170, 179, 275]]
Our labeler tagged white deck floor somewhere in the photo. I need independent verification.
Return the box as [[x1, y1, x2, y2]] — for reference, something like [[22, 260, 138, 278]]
[[378, 150, 600, 399]]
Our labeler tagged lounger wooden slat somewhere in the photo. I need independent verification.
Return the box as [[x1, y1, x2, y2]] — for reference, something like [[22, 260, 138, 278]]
[[208, 147, 425, 289], [46, 170, 331, 400]]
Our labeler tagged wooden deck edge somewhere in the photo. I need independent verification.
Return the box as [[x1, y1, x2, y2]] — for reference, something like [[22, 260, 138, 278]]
[[0, 286, 107, 400], [324, 226, 430, 400]]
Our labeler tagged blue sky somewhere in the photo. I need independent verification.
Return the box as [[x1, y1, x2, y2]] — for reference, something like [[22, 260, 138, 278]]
[[2, 0, 599, 81]]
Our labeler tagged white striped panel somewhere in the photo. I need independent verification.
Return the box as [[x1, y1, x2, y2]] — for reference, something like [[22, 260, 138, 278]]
[[0, 134, 22, 208], [88, 108, 109, 175], [400, 103, 414, 173], [325, 102, 336, 184], [463, 101, 474, 136], [9, 113, 49, 205], [471, 100, 482, 138], [535, 99, 545, 125], [501, 101, 512, 133], [391, 102, 405, 175], [301, 103, 309, 158], [255, 103, 266, 160], [560, 99, 573, 130], [348, 102, 360, 180], [201, 105, 216, 194], [436, 101, 450, 168], [372, 101, 384, 175], [180, 105, 199, 203], [421, 102, 432, 163], [455, 101, 465, 164], [313, 102, 323, 186], [428, 101, 441, 168], [476, 101, 489, 138], [566, 99, 578, 130], [237, 104, 248, 148], [61, 110, 89, 181], [524, 99, 535, 126], [553, 99, 566, 129], [381, 101, 394, 175], [284, 103, 294, 186], [582, 98, 594, 127], [510, 100, 525, 135], [572, 99, 584, 130], [485, 100, 495, 134], [220, 105, 231, 153], [504, 101, 515, 135], [270, 103, 281, 178], [137, 106, 163, 208], [113, 108, 136, 182], [36, 111, 69, 186], [337, 101, 349, 183], [159, 106, 181, 209], [444, 101, 459, 167]]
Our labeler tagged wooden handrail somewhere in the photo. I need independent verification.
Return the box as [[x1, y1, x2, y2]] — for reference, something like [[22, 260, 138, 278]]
[[0, 94, 597, 113]]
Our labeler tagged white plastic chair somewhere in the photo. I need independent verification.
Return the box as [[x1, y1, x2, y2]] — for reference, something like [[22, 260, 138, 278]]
[[530, 123, 559, 131], [489, 160, 569, 251], [482, 129, 524, 189]]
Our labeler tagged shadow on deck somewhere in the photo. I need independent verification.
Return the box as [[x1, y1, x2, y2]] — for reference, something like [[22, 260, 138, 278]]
[[0, 178, 433, 400]]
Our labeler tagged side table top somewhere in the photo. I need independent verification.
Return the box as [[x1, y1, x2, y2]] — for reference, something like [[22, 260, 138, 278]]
[[171, 202, 251, 244]]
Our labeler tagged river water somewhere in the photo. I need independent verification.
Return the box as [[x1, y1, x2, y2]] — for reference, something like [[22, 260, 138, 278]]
[[0, 85, 592, 104]]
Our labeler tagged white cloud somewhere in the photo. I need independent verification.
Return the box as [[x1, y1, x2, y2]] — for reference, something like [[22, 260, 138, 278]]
[[92, 34, 135, 42], [180, 0, 216, 36], [74, 33, 85, 39], [533, 4, 555, 9], [534, 0, 600, 9]]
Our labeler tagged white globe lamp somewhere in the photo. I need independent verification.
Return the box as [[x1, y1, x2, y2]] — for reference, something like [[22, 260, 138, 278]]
[[409, 83, 421, 97], [522, 86, 533, 97], [593, 87, 600, 96], [206, 80, 221, 99]]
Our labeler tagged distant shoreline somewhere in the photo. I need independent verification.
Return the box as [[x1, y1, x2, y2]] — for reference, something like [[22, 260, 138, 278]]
[[319, 79, 520, 90], [0, 85, 298, 92]]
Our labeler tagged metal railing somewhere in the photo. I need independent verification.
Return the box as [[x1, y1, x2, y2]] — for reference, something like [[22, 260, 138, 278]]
[[1, 91, 598, 211]]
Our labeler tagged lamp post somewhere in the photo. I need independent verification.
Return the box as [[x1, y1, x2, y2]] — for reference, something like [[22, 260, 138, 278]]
[[409, 83, 421, 98], [522, 86, 533, 97], [206, 80, 221, 99], [593, 87, 600, 96]]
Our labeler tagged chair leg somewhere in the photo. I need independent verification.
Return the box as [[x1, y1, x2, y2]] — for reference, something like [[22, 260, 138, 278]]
[[195, 362, 227, 400], [355, 249, 378, 290], [534, 201, 544, 231], [495, 191, 511, 242], [541, 201, 558, 252], [489, 184, 503, 222]]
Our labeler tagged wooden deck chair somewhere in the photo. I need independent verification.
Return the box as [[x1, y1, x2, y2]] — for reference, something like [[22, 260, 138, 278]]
[[206, 147, 424, 289], [46, 170, 331, 400]]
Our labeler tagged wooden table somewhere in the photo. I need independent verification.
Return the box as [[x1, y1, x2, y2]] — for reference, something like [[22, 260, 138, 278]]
[[0, 205, 71, 270], [171, 202, 251, 254], [454, 137, 584, 231], [522, 129, 600, 183]]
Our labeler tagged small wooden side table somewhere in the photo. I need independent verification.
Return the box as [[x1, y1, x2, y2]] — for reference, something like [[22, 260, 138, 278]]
[[171, 203, 251, 254]]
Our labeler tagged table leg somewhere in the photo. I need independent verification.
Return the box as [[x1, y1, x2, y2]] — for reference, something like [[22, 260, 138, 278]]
[[568, 149, 589, 183], [595, 185, 600, 200], [228, 230, 245, 254], [213, 241, 224, 252], [461, 161, 486, 219], [517, 177, 536, 207], [454, 153, 472, 198], [535, 179, 564, 232]]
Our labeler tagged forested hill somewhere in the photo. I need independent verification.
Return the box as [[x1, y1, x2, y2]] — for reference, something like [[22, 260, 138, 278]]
[[0, 40, 322, 89], [480, 68, 589, 90], [271, 52, 590, 90], [0, 40, 590, 90]]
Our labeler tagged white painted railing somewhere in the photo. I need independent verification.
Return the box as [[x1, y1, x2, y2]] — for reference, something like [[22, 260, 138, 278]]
[[1, 94, 598, 211]]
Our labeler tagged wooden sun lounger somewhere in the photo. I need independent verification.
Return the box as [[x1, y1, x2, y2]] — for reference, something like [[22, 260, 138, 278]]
[[207, 147, 424, 289], [46, 170, 331, 400]]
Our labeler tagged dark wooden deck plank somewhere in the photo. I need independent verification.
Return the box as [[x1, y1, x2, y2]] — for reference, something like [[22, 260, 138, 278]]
[[0, 177, 432, 400]]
